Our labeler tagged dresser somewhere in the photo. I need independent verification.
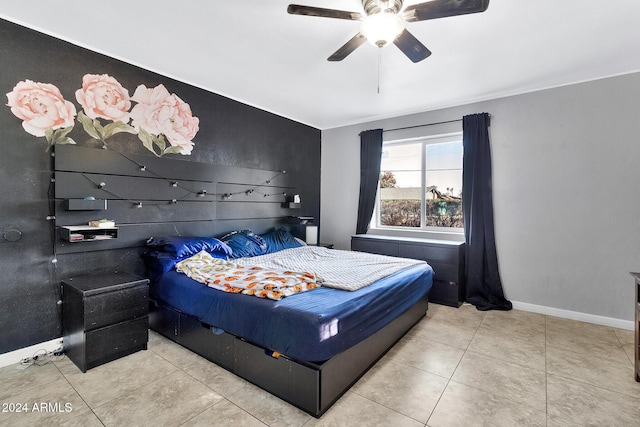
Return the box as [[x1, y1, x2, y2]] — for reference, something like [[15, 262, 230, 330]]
[[62, 272, 149, 372], [351, 234, 465, 307], [633, 273, 640, 382]]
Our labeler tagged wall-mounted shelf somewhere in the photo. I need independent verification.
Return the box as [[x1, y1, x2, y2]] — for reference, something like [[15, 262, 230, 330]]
[[65, 199, 107, 211], [282, 202, 301, 209], [60, 225, 118, 242]]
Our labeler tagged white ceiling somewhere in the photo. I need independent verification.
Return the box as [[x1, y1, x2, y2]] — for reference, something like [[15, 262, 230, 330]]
[[2, 0, 640, 130]]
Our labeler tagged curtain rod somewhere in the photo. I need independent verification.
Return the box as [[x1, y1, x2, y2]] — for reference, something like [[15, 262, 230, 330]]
[[383, 118, 462, 133], [383, 113, 492, 133]]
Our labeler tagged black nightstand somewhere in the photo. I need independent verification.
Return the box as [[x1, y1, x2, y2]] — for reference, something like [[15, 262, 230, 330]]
[[62, 272, 149, 372]]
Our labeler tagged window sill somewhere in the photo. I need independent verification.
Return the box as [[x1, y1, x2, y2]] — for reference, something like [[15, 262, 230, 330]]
[[366, 227, 464, 243]]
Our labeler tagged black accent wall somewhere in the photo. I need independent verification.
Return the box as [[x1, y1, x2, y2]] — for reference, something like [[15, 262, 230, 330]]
[[0, 19, 321, 354]]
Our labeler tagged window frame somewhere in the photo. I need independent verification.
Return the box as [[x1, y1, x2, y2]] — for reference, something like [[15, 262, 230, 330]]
[[373, 131, 464, 235]]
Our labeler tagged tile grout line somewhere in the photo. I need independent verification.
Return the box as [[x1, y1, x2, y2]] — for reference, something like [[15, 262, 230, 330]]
[[172, 359, 265, 427], [0, 367, 59, 402], [612, 327, 635, 367], [544, 321, 640, 401], [149, 333, 312, 426], [346, 389, 430, 426], [544, 314, 548, 427], [156, 340, 295, 427], [54, 350, 186, 421], [147, 346, 241, 427], [52, 358, 107, 427], [543, 316, 640, 426], [425, 307, 485, 427], [433, 310, 551, 418]]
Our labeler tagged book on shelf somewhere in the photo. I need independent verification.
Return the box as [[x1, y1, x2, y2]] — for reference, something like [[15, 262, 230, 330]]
[[88, 219, 116, 228]]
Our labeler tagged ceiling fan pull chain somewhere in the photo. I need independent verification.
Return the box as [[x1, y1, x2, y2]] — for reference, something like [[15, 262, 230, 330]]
[[377, 47, 381, 94]]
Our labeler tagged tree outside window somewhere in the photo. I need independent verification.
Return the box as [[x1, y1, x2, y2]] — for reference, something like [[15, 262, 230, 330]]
[[377, 135, 463, 230]]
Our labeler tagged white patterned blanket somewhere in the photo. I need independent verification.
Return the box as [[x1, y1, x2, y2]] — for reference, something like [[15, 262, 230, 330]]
[[176, 250, 320, 300], [235, 245, 425, 291]]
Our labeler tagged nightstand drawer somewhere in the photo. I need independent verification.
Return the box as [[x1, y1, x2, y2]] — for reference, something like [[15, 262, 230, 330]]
[[351, 238, 398, 256], [62, 272, 150, 372], [85, 316, 148, 369], [84, 285, 148, 330], [398, 244, 460, 264], [429, 261, 462, 283], [429, 280, 465, 307]]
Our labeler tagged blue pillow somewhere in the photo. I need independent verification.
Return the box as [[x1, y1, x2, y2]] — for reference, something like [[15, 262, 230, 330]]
[[143, 249, 229, 282], [144, 236, 233, 281], [146, 236, 232, 259], [143, 250, 180, 281], [260, 228, 303, 254], [220, 230, 267, 258]]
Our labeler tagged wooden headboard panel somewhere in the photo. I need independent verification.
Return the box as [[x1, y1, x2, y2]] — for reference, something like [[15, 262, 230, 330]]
[[54, 145, 302, 255]]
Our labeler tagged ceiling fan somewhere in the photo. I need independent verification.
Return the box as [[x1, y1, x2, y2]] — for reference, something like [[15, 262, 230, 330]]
[[287, 0, 490, 63]]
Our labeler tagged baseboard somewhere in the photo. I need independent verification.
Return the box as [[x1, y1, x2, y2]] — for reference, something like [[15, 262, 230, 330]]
[[0, 337, 63, 369], [512, 301, 634, 331]]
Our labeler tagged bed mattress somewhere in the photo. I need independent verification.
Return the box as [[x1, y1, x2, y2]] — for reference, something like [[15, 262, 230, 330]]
[[150, 253, 432, 362]]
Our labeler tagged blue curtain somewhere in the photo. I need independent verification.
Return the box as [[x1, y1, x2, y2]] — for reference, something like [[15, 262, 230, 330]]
[[462, 113, 512, 311], [356, 129, 383, 234]]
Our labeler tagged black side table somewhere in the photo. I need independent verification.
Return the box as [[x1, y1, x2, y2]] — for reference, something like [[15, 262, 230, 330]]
[[62, 272, 149, 372]]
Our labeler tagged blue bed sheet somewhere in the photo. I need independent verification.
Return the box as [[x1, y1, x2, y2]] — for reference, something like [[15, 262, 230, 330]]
[[151, 262, 432, 362]]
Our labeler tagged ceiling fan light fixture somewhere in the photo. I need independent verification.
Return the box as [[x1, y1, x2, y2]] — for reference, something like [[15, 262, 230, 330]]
[[288, 0, 489, 62], [359, 11, 405, 47]]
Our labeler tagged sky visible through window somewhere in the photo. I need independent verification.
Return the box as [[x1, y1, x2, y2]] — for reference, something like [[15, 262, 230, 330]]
[[381, 141, 462, 196]]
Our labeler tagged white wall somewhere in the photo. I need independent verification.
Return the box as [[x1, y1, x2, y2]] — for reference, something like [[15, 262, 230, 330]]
[[321, 72, 640, 322]]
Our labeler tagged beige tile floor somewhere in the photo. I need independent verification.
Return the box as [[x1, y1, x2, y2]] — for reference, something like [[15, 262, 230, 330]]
[[1, 304, 639, 426]]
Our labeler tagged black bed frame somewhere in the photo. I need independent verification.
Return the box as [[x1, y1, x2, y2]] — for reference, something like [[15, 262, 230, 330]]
[[52, 146, 429, 417], [149, 297, 428, 417]]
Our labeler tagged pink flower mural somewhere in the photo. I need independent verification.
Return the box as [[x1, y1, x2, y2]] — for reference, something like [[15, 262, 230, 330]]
[[6, 80, 76, 143], [6, 74, 199, 156], [75, 74, 132, 123], [130, 84, 199, 155]]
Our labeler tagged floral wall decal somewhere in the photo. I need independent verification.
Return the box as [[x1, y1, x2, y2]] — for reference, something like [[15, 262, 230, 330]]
[[6, 79, 77, 144], [76, 74, 132, 123], [130, 84, 199, 156], [75, 73, 137, 148], [5, 74, 199, 156]]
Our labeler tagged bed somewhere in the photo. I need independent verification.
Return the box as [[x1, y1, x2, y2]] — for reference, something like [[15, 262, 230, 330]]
[[146, 229, 433, 417]]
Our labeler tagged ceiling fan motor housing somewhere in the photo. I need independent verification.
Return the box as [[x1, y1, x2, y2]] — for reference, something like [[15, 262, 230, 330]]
[[362, 0, 404, 15]]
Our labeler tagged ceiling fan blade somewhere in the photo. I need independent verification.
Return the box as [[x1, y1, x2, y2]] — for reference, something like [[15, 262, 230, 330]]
[[327, 33, 367, 61], [404, 0, 489, 22], [393, 29, 432, 63], [287, 4, 362, 20]]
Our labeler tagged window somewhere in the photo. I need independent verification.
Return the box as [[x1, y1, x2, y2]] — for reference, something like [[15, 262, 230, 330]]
[[376, 133, 463, 231]]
